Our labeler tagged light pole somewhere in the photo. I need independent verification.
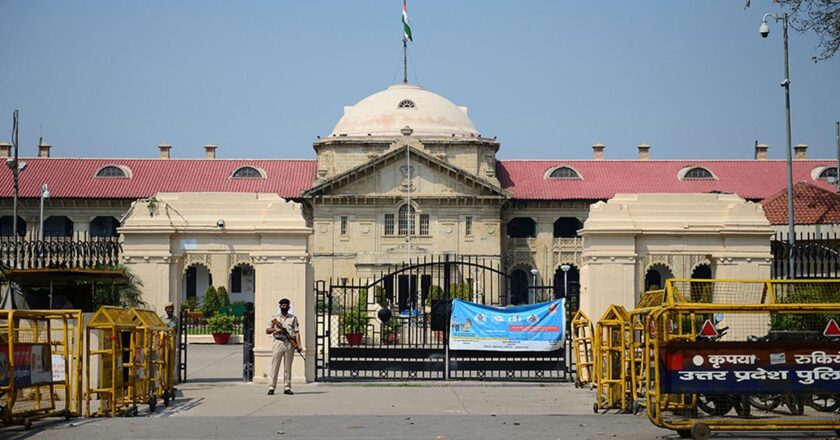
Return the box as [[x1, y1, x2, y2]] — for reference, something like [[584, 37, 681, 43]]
[[39, 184, 50, 241], [530, 268, 539, 304], [560, 264, 571, 299], [760, 12, 796, 278]]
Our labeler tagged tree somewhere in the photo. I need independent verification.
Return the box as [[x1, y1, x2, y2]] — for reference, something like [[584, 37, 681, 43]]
[[748, 0, 840, 60]]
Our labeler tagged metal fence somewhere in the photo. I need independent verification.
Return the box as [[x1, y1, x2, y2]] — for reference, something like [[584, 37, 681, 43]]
[[181, 312, 245, 335], [0, 234, 122, 270], [772, 231, 840, 279]]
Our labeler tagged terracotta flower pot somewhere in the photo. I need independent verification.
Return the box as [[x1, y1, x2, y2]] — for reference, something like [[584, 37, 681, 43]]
[[344, 332, 363, 346], [212, 332, 231, 345]]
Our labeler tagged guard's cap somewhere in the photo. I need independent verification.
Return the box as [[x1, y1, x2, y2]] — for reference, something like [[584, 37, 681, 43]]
[[165, 302, 175, 308], [279, 298, 290, 306]]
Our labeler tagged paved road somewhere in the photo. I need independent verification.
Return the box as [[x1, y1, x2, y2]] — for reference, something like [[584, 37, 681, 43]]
[[2, 345, 836, 440]]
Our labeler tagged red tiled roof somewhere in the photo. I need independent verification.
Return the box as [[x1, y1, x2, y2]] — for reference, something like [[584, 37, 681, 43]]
[[0, 159, 317, 199], [760, 181, 840, 225], [497, 160, 837, 200], [2, 157, 836, 203]]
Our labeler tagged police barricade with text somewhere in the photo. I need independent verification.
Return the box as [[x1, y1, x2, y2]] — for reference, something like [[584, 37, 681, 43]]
[[643, 279, 840, 438], [0, 310, 83, 428]]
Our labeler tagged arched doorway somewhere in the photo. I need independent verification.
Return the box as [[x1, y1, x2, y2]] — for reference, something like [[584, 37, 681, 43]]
[[510, 269, 529, 305], [229, 263, 256, 304], [183, 263, 212, 304], [690, 263, 713, 302], [553, 264, 580, 299], [644, 263, 673, 291]]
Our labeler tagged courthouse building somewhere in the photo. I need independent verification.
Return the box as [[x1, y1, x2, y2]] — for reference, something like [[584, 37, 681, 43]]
[[1, 83, 838, 381]]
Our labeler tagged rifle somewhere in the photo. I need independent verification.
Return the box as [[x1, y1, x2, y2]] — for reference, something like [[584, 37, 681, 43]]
[[271, 318, 305, 360]]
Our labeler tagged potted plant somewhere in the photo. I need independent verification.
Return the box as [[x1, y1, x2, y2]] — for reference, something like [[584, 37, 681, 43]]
[[207, 313, 236, 345], [341, 309, 369, 346], [382, 319, 402, 345]]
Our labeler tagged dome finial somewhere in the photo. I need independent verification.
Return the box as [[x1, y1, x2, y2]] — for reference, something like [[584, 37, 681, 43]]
[[400, 125, 414, 136]]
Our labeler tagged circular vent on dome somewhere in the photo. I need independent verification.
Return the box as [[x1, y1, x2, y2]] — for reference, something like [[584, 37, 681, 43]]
[[398, 99, 416, 109]]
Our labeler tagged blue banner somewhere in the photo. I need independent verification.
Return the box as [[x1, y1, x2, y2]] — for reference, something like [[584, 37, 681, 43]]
[[449, 299, 565, 351]]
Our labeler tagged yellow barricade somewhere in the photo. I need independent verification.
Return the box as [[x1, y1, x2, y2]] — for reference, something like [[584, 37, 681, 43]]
[[84, 306, 140, 417], [0, 310, 83, 429], [571, 310, 595, 387], [128, 308, 174, 412], [594, 304, 633, 412], [642, 279, 840, 440]]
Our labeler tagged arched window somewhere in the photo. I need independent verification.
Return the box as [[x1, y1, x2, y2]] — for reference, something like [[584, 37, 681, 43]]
[[818, 167, 838, 181], [553, 217, 582, 238], [95, 165, 129, 178], [506, 217, 536, 238], [231, 166, 264, 178], [398, 205, 416, 236], [398, 99, 416, 109], [682, 167, 714, 180], [547, 166, 580, 180], [90, 216, 120, 237]]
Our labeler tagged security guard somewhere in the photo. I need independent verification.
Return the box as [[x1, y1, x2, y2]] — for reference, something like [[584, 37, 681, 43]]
[[266, 298, 301, 395]]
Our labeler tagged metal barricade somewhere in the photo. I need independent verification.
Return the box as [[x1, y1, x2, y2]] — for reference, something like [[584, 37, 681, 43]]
[[0, 310, 83, 429], [594, 304, 633, 412], [128, 308, 174, 412], [643, 279, 840, 440], [571, 310, 595, 387], [84, 306, 140, 417], [628, 289, 668, 414]]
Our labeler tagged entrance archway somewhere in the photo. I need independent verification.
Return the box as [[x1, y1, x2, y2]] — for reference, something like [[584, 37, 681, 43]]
[[644, 263, 673, 291], [229, 263, 256, 304], [510, 268, 529, 305], [690, 263, 713, 302], [183, 263, 212, 302]]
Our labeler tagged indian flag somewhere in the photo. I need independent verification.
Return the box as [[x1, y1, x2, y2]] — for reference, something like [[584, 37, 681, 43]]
[[402, 0, 413, 42]]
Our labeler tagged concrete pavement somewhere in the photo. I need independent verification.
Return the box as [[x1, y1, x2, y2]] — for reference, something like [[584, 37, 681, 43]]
[[2, 345, 836, 439]]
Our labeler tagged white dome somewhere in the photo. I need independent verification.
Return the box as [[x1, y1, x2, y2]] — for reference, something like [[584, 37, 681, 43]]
[[330, 84, 478, 138]]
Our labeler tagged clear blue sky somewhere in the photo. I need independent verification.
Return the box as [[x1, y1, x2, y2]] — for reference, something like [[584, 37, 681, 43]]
[[1, 1, 838, 160]]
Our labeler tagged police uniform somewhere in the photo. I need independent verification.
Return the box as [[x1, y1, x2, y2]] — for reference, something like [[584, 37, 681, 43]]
[[268, 312, 299, 393], [160, 303, 179, 384]]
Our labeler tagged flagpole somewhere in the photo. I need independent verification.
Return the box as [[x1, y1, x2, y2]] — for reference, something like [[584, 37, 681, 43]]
[[403, 38, 408, 84]]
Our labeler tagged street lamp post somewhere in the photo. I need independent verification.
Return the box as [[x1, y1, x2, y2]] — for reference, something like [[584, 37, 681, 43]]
[[560, 264, 571, 299], [39, 184, 50, 241], [530, 268, 539, 304], [760, 12, 796, 278]]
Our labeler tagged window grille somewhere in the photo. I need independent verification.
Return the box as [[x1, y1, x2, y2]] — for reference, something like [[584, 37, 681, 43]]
[[384, 214, 394, 235], [683, 167, 714, 180], [548, 166, 580, 179], [465, 216, 473, 236], [340, 216, 348, 235], [819, 167, 838, 180], [398, 205, 416, 236], [96, 166, 128, 178], [232, 166, 263, 178], [419, 214, 430, 235]]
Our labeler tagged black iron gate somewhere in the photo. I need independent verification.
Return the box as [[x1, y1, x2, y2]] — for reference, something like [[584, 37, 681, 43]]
[[242, 302, 255, 382], [315, 255, 578, 381], [178, 309, 188, 383]]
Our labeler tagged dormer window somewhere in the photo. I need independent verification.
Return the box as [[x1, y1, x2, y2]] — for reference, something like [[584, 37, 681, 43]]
[[231, 166, 265, 179], [680, 166, 715, 180], [95, 165, 130, 178], [818, 167, 837, 181], [546, 166, 581, 180], [398, 99, 416, 109]]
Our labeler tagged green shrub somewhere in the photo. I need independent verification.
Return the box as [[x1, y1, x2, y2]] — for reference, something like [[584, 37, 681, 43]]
[[201, 286, 220, 318], [207, 313, 236, 334], [770, 286, 840, 332], [374, 286, 388, 307], [216, 286, 231, 313], [341, 309, 370, 334], [425, 284, 473, 306], [181, 297, 200, 311]]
